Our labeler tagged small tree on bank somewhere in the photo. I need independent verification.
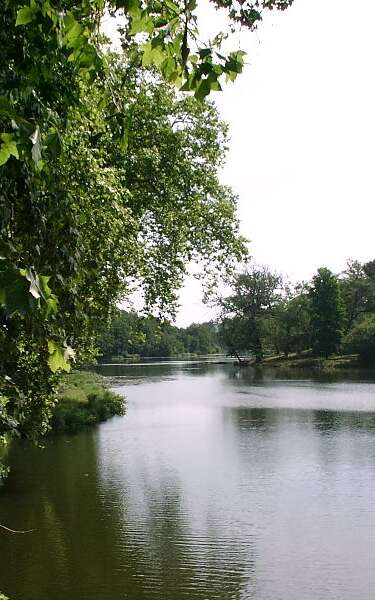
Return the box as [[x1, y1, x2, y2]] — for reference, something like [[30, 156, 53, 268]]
[[309, 268, 345, 357]]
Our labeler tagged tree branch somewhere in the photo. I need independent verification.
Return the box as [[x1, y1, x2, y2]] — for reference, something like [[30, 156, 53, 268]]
[[0, 523, 36, 534]]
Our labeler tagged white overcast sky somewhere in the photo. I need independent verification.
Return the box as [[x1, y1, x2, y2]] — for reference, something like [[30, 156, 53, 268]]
[[104, 0, 375, 326]]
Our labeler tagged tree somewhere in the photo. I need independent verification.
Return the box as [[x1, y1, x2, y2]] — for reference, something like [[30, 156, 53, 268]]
[[99, 311, 146, 358], [1, 64, 248, 442], [183, 322, 222, 355], [309, 268, 345, 357], [219, 266, 282, 361], [0, 0, 296, 320], [342, 315, 375, 365], [363, 259, 375, 280], [339, 259, 375, 333], [218, 316, 254, 362], [272, 284, 311, 356]]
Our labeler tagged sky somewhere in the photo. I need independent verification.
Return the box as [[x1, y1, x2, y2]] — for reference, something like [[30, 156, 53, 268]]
[[104, 0, 375, 326]]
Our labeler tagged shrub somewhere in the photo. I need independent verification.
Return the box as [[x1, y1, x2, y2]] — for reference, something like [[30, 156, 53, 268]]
[[50, 372, 125, 434]]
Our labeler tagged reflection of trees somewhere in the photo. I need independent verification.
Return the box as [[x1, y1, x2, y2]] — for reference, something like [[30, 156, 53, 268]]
[[96, 361, 231, 384], [95, 440, 257, 600], [227, 364, 375, 386], [226, 405, 375, 434], [0, 427, 256, 600], [225, 406, 281, 431], [311, 409, 375, 432], [229, 366, 267, 385]]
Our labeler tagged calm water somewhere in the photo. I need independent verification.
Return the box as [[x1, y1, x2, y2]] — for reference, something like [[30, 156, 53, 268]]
[[2, 363, 375, 600]]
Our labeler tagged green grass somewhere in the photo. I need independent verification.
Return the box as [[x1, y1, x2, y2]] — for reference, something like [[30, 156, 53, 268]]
[[50, 371, 126, 434]]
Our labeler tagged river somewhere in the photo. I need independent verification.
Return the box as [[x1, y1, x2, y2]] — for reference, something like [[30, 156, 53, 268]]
[[1, 361, 375, 600]]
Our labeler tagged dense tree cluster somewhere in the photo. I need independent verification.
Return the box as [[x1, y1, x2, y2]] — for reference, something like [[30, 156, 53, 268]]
[[218, 259, 375, 363], [99, 311, 222, 359]]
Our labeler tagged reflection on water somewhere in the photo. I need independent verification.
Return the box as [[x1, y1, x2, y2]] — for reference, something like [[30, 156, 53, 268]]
[[1, 363, 375, 599]]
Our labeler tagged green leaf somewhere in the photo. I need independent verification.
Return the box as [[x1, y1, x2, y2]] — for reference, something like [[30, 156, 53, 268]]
[[16, 5, 36, 26], [123, 0, 141, 19], [39, 275, 52, 299], [198, 48, 212, 59], [161, 57, 177, 79], [63, 12, 83, 47], [195, 78, 211, 100], [130, 12, 154, 35], [207, 74, 222, 92], [142, 42, 165, 67], [44, 296, 58, 316], [164, 0, 180, 14], [0, 133, 19, 166], [47, 341, 71, 373]]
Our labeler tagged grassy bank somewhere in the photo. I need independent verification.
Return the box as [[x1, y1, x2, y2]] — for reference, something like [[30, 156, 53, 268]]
[[50, 372, 125, 434]]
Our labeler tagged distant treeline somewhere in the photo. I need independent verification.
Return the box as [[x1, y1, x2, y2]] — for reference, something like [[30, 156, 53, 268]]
[[99, 312, 222, 359], [218, 259, 375, 364], [99, 258, 375, 365]]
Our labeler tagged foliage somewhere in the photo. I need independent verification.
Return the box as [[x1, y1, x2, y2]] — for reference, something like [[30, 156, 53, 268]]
[[309, 268, 345, 357], [99, 310, 222, 358], [342, 315, 375, 365], [215, 259, 375, 363], [218, 265, 282, 360], [271, 284, 311, 356], [211, 0, 294, 30], [218, 316, 253, 360], [363, 259, 375, 280], [50, 372, 125, 434], [183, 322, 222, 355], [339, 259, 375, 332]]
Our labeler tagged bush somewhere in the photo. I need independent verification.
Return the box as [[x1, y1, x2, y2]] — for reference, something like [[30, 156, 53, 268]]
[[50, 372, 126, 434], [342, 315, 375, 365]]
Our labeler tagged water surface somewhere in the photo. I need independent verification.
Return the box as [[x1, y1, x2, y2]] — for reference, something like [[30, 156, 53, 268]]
[[1, 363, 375, 600]]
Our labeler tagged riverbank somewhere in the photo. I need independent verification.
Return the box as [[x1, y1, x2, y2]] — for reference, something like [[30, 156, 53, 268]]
[[259, 352, 369, 371], [50, 372, 126, 434]]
